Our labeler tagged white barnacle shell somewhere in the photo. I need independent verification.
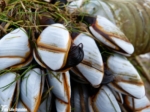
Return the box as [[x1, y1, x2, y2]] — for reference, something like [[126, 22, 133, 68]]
[[34, 23, 71, 71], [37, 90, 52, 112], [71, 32, 104, 88], [47, 71, 71, 103], [124, 95, 150, 112], [20, 68, 45, 112], [43, 0, 51, 2], [91, 85, 121, 112], [107, 53, 145, 99], [0, 72, 17, 110], [71, 84, 90, 112], [55, 98, 71, 112], [80, 0, 100, 15], [67, 0, 84, 13], [81, 0, 115, 23], [0, 28, 32, 70], [89, 15, 134, 56], [17, 100, 28, 112], [110, 88, 124, 104]]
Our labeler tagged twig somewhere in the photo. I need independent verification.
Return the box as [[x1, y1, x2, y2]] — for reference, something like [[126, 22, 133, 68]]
[[20, 1, 27, 13], [0, 25, 7, 34]]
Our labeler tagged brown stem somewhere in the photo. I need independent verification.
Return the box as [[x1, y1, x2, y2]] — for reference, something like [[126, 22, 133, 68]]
[[0, 25, 7, 34]]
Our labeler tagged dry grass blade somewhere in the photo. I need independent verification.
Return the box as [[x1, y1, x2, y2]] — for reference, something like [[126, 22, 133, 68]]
[[0, 0, 89, 37], [0, 64, 37, 91]]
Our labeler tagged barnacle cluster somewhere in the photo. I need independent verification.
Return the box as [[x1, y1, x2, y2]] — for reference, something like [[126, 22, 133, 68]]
[[0, 0, 150, 112]]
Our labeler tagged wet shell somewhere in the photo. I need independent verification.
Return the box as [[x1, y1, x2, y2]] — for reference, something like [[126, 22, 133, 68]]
[[17, 100, 28, 112], [71, 83, 90, 112], [34, 23, 71, 71], [110, 88, 124, 104], [79, 0, 150, 55], [37, 92, 52, 112], [124, 95, 150, 112], [20, 68, 45, 112], [89, 15, 134, 56], [55, 98, 71, 112], [67, 0, 84, 13], [91, 85, 121, 112], [0, 72, 17, 109], [47, 71, 71, 103], [107, 53, 145, 98], [71, 32, 104, 88], [81, 0, 115, 23], [43, 0, 51, 2], [0, 28, 32, 70]]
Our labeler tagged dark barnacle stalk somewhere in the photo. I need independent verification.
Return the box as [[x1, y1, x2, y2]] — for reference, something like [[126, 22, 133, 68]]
[[0, 0, 6, 12]]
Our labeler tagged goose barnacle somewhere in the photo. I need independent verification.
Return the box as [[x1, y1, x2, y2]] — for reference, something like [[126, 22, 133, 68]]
[[33, 23, 84, 72], [0, 28, 32, 70], [71, 32, 104, 88]]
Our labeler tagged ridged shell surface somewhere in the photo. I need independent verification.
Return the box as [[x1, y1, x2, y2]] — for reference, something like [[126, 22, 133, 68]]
[[20, 68, 45, 112], [107, 54, 145, 98], [47, 71, 71, 103], [92, 85, 121, 112], [0, 28, 31, 70], [72, 33, 103, 87], [35, 23, 71, 70], [0, 72, 17, 109]]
